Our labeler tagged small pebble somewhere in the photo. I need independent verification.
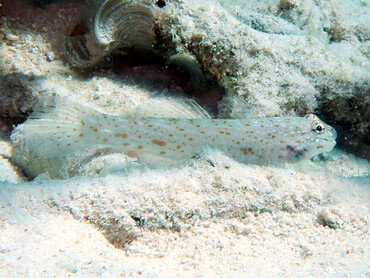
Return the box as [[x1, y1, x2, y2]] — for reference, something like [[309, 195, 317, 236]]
[[10, 63, 19, 71], [46, 51, 56, 62], [317, 209, 341, 229], [6, 33, 19, 41]]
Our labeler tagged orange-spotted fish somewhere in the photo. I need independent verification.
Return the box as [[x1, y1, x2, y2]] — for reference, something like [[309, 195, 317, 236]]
[[11, 98, 337, 167]]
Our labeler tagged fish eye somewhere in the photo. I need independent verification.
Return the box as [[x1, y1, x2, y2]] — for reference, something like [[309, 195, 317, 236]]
[[311, 121, 325, 135]]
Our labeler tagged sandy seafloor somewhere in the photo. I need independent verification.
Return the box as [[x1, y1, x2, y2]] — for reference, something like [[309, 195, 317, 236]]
[[0, 0, 369, 277]]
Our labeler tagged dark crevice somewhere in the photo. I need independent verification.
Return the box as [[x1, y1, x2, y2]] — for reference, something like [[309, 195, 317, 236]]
[[29, 0, 80, 8], [105, 49, 224, 115], [155, 0, 166, 8], [316, 92, 370, 161]]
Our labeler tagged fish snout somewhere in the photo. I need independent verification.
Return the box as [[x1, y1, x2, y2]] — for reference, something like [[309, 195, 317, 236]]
[[327, 125, 337, 141]]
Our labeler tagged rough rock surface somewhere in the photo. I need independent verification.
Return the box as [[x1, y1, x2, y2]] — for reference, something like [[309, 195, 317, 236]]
[[156, 0, 369, 158]]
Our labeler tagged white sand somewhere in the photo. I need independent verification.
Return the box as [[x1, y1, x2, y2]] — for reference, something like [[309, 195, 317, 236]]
[[0, 151, 369, 276], [0, 0, 369, 277]]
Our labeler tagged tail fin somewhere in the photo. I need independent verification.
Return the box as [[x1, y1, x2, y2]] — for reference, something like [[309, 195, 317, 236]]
[[11, 97, 92, 158]]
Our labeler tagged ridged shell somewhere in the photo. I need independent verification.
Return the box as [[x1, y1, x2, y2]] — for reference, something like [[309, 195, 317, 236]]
[[94, 0, 155, 49], [62, 0, 207, 93], [167, 53, 208, 93], [63, 34, 105, 67], [63, 0, 156, 68]]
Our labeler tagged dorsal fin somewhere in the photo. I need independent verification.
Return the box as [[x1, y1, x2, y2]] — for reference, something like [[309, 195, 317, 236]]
[[129, 98, 211, 119]]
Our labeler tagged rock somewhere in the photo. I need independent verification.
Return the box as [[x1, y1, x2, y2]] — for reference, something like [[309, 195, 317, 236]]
[[317, 209, 342, 229], [6, 33, 19, 41], [45, 51, 55, 61], [0, 73, 36, 120]]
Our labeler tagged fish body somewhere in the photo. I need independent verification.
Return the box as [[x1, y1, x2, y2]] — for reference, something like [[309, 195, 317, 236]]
[[11, 98, 337, 168]]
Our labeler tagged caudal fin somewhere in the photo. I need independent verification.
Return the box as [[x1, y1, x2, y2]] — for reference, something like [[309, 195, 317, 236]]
[[11, 97, 92, 158]]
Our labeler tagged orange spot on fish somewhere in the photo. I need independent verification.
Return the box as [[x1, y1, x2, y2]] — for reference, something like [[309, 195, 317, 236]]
[[115, 133, 128, 138], [152, 139, 166, 146], [241, 148, 248, 155]]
